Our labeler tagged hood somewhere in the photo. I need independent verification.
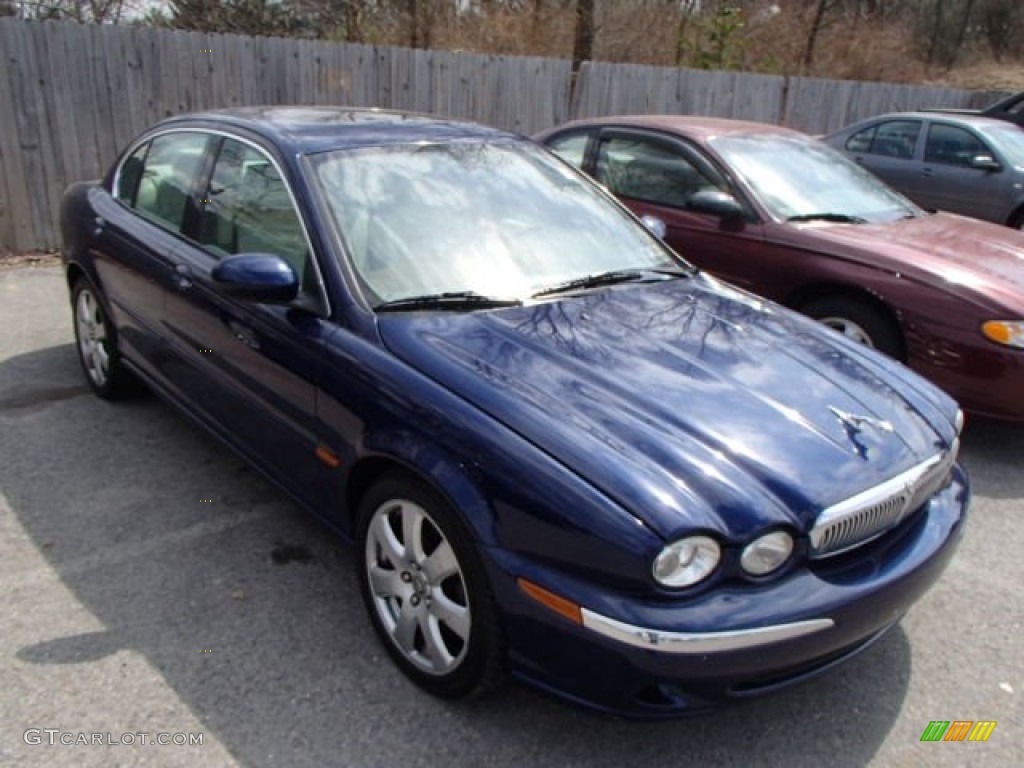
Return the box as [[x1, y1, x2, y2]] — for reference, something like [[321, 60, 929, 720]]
[[378, 276, 957, 540], [789, 213, 1024, 313]]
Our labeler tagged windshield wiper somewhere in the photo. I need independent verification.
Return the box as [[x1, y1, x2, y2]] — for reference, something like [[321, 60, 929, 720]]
[[786, 213, 867, 224], [374, 291, 523, 312], [531, 268, 691, 299]]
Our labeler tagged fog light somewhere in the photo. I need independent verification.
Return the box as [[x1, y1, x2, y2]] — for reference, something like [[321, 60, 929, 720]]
[[741, 531, 794, 576], [653, 536, 720, 588]]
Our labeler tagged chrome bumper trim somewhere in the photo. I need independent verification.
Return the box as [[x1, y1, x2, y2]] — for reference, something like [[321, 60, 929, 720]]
[[580, 609, 834, 654]]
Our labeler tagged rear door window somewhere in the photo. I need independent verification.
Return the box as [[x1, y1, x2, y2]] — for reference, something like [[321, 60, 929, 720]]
[[130, 133, 211, 232], [845, 126, 876, 153], [547, 132, 590, 169], [114, 143, 149, 205], [854, 120, 921, 159]]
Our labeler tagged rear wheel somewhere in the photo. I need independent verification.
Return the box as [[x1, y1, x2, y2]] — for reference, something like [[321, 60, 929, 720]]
[[356, 472, 504, 699], [71, 279, 138, 399], [802, 296, 903, 360], [1009, 206, 1024, 230]]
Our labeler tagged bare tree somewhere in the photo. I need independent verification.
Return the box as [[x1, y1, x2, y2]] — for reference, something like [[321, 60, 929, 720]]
[[17, 0, 130, 23], [977, 0, 1021, 60], [570, 0, 594, 76], [923, 0, 977, 69], [800, 0, 837, 74]]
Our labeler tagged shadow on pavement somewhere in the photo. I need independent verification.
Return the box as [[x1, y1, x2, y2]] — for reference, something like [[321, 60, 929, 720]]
[[958, 417, 1024, 500], [1, 344, 912, 768]]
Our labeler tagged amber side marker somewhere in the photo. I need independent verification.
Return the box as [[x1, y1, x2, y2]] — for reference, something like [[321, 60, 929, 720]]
[[517, 577, 582, 625], [315, 444, 341, 468], [982, 321, 1011, 345]]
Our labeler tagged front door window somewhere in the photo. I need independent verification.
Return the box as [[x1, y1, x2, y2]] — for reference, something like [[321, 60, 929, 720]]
[[198, 139, 310, 280], [595, 136, 726, 210]]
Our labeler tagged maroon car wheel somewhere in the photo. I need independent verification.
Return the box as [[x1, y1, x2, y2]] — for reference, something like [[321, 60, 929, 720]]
[[802, 296, 904, 361]]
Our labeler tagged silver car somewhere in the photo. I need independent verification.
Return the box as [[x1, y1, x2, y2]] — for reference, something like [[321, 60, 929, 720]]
[[824, 112, 1024, 229]]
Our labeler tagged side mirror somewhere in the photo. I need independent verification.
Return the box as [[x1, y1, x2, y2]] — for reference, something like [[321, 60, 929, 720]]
[[969, 154, 1001, 172], [688, 188, 745, 220], [211, 253, 299, 303], [640, 214, 667, 239]]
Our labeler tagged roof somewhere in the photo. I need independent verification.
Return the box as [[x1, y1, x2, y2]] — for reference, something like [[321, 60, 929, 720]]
[[833, 111, 1019, 134], [537, 115, 803, 142], [871, 110, 1013, 125], [156, 106, 514, 154]]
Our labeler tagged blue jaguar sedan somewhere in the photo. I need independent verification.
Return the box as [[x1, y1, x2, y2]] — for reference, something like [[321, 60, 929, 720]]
[[60, 107, 969, 716]]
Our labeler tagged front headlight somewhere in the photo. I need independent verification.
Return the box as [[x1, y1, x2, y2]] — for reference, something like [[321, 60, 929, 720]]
[[652, 536, 720, 588], [740, 531, 794, 576], [981, 320, 1024, 349]]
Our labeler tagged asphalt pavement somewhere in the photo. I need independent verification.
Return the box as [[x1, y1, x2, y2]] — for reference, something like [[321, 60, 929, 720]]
[[0, 265, 1020, 767]]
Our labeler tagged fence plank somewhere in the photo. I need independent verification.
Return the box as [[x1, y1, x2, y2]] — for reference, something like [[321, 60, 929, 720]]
[[0, 23, 34, 251], [26, 23, 62, 247], [0, 133, 12, 252], [7, 23, 55, 247]]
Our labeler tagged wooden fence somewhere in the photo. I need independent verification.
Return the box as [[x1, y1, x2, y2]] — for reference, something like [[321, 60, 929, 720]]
[[0, 20, 1011, 252], [574, 61, 1006, 133]]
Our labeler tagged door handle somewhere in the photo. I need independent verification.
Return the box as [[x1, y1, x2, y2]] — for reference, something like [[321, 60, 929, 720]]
[[227, 319, 260, 350], [921, 167, 934, 178], [173, 263, 193, 291], [92, 216, 105, 237]]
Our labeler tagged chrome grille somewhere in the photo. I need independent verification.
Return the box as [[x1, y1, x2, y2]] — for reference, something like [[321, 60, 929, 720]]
[[809, 449, 956, 558]]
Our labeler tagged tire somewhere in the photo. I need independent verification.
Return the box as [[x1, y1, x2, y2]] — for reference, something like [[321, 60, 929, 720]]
[[801, 296, 904, 360], [1009, 207, 1024, 230], [356, 471, 504, 699], [71, 278, 139, 399]]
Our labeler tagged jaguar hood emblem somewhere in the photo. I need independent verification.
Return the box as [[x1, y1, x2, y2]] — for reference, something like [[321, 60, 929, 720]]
[[829, 406, 895, 458], [829, 406, 895, 434]]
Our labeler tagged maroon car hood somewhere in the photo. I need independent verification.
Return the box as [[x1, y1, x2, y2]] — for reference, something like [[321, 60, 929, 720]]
[[791, 213, 1024, 311]]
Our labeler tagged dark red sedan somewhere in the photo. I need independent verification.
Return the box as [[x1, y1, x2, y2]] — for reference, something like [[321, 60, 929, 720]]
[[536, 116, 1024, 423]]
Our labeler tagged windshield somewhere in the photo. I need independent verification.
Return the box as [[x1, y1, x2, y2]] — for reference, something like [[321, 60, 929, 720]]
[[711, 133, 920, 223], [977, 122, 1024, 168], [310, 140, 681, 305]]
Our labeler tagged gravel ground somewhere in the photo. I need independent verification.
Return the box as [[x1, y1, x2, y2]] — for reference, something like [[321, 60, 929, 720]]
[[0, 251, 61, 270]]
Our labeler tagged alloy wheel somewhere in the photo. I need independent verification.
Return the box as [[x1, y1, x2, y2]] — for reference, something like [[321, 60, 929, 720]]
[[364, 498, 471, 676], [75, 287, 110, 387], [818, 315, 876, 347]]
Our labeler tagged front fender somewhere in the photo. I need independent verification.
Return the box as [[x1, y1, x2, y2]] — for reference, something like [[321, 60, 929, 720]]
[[354, 430, 500, 546], [317, 328, 663, 589]]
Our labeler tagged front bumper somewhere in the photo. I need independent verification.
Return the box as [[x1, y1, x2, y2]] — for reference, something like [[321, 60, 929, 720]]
[[487, 463, 969, 717]]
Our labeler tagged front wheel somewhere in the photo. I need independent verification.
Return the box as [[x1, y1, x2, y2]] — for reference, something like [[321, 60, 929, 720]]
[[802, 296, 904, 360], [356, 472, 504, 699], [71, 279, 138, 399]]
